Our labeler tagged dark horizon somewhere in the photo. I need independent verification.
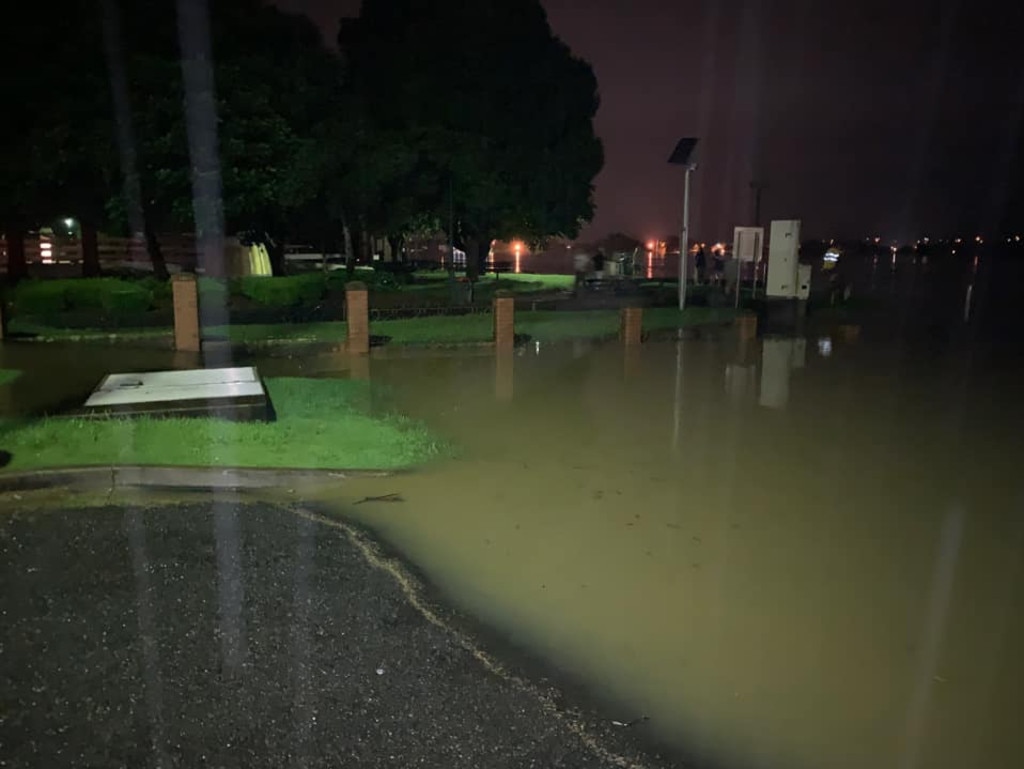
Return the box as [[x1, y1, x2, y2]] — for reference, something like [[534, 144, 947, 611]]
[[275, 0, 1024, 244]]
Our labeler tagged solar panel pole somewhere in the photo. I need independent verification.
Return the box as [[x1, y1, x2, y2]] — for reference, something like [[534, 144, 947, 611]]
[[679, 165, 693, 311]]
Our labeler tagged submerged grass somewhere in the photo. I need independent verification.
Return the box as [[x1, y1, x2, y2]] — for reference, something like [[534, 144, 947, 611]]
[[0, 377, 448, 472], [7, 304, 740, 347], [0, 369, 21, 386]]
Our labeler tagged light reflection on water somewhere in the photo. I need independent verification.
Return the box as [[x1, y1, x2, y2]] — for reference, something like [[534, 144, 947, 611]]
[[315, 329, 1023, 769], [1, 253, 1022, 769]]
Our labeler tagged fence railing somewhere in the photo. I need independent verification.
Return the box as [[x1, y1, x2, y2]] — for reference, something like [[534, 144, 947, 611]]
[[0, 233, 199, 268]]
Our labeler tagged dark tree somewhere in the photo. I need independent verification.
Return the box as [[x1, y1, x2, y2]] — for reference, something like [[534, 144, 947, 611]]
[[0, 0, 116, 281], [117, 0, 340, 275], [338, 0, 603, 276]]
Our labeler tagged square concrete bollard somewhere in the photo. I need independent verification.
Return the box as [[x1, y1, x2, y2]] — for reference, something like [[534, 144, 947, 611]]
[[735, 313, 758, 340], [172, 273, 201, 353], [345, 282, 370, 354], [493, 290, 515, 351], [620, 306, 643, 346]]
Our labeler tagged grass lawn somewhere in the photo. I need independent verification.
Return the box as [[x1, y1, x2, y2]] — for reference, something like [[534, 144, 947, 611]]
[[0, 378, 447, 472], [0, 369, 21, 386], [208, 322, 349, 343]]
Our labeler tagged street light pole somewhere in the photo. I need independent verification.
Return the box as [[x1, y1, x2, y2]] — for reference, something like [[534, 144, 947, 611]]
[[679, 165, 693, 311], [668, 137, 699, 312]]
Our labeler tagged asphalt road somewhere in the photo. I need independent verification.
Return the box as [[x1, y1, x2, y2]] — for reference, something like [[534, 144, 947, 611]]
[[0, 501, 675, 769]]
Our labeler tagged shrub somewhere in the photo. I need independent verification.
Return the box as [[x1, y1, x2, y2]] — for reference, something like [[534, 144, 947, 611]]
[[237, 274, 325, 307], [11, 278, 155, 318], [12, 281, 69, 315], [100, 283, 152, 316], [64, 278, 132, 311], [138, 277, 172, 306]]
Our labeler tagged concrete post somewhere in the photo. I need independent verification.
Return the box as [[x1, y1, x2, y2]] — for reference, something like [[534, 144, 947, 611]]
[[735, 313, 758, 340], [620, 305, 643, 346], [345, 281, 369, 354], [493, 290, 515, 351], [172, 273, 201, 353]]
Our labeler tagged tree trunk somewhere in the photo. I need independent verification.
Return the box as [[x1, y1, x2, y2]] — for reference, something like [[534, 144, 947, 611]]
[[465, 236, 489, 282], [342, 219, 355, 277], [388, 234, 404, 264], [4, 227, 27, 284], [267, 235, 286, 276], [144, 224, 170, 280], [80, 218, 101, 277]]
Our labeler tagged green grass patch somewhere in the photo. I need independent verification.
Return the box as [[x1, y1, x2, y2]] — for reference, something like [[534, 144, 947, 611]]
[[494, 273, 574, 290], [0, 377, 448, 472], [643, 306, 741, 331], [374, 314, 493, 344], [4, 317, 172, 342], [0, 369, 21, 386], [208, 322, 348, 343]]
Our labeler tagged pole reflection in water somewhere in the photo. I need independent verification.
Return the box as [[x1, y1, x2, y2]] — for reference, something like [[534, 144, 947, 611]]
[[724, 334, 757, 405], [290, 514, 317, 764], [350, 352, 371, 381], [124, 509, 170, 767], [672, 334, 684, 451], [213, 499, 247, 674], [964, 255, 979, 322], [759, 338, 795, 409], [898, 504, 964, 769], [495, 349, 514, 401]]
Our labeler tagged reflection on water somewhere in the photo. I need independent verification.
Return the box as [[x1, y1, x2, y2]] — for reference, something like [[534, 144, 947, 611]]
[[2, 253, 1023, 769], [316, 323, 1023, 769]]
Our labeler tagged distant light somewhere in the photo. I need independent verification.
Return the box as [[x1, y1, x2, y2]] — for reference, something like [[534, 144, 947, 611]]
[[975, 235, 983, 244], [63, 218, 74, 229], [1016, 235, 1021, 242], [647, 240, 655, 250], [873, 236, 880, 243], [817, 338, 832, 357]]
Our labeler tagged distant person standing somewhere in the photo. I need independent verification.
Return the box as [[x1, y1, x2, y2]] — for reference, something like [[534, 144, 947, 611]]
[[573, 250, 592, 293], [593, 248, 606, 279], [695, 246, 707, 285], [712, 251, 724, 285]]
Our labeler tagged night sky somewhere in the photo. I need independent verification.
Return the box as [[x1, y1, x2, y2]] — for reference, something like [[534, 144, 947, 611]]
[[275, 0, 1024, 242]]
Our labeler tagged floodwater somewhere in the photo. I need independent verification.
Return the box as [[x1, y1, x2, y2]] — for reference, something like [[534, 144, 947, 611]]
[[3, 252, 1024, 769]]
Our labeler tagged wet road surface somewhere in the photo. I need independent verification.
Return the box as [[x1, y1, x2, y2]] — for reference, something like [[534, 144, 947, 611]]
[[0, 501, 669, 769]]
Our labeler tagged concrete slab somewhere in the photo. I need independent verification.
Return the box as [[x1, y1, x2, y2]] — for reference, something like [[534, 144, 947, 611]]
[[81, 366, 272, 421]]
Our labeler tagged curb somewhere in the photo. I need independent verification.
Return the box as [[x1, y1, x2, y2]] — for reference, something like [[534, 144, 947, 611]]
[[0, 465, 394, 494]]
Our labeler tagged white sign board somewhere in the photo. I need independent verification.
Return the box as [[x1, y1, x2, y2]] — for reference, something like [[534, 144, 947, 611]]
[[733, 227, 764, 263]]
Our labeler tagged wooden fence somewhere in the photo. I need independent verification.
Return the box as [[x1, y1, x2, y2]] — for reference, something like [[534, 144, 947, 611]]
[[0, 233, 198, 270]]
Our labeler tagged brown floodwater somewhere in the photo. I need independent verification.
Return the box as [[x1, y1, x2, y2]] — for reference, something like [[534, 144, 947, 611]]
[[310, 325, 1023, 769], [3, 253, 1023, 769]]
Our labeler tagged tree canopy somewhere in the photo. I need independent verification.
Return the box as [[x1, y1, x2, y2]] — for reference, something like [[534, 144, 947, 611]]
[[337, 0, 604, 268], [2, 0, 604, 280]]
